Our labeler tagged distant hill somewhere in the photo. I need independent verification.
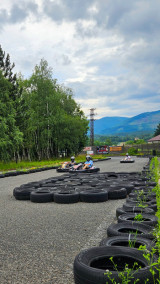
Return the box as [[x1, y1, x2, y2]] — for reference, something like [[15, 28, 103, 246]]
[[94, 110, 160, 135], [94, 117, 128, 134]]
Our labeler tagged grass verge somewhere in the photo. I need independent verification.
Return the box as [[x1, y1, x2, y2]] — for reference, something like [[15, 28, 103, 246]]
[[0, 154, 108, 172]]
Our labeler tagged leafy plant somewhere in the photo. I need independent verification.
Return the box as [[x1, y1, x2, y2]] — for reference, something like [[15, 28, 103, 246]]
[[128, 147, 138, 155], [134, 213, 143, 222], [142, 246, 159, 284], [128, 232, 138, 248], [104, 257, 140, 284]]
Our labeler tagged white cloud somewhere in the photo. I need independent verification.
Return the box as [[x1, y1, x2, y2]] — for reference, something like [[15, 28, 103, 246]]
[[0, 0, 160, 118]]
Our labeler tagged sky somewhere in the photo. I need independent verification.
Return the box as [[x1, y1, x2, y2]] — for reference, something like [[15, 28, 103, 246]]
[[1, 0, 160, 119]]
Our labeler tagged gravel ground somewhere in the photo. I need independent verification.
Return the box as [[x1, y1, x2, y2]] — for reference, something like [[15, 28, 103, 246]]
[[0, 156, 149, 284]]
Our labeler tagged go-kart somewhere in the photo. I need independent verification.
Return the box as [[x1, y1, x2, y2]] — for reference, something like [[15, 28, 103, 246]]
[[69, 163, 100, 173], [120, 158, 135, 163], [57, 162, 74, 172]]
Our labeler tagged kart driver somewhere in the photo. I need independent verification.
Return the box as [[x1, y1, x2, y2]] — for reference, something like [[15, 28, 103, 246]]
[[124, 153, 131, 160], [70, 156, 76, 166], [61, 156, 76, 168], [83, 155, 93, 169]]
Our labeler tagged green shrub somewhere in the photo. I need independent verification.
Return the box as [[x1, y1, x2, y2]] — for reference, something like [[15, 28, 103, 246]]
[[128, 147, 138, 155]]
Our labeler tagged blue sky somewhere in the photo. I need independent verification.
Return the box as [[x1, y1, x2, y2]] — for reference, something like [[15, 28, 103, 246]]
[[1, 0, 160, 118]]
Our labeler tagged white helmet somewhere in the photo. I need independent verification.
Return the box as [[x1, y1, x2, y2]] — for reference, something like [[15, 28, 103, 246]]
[[126, 153, 129, 156], [71, 156, 75, 161], [86, 155, 91, 160]]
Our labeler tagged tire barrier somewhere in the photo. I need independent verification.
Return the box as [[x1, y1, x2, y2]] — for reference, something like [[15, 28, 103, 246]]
[[13, 163, 157, 206], [126, 196, 153, 203], [1, 166, 59, 178], [74, 246, 158, 284], [11, 172, 125, 202], [123, 202, 157, 213], [30, 190, 53, 203], [79, 190, 108, 203], [107, 222, 154, 240], [54, 191, 80, 204], [125, 199, 157, 212], [73, 158, 159, 283], [11, 158, 160, 282], [117, 213, 158, 227], [99, 235, 155, 251], [108, 187, 127, 200], [129, 191, 156, 199], [13, 187, 36, 200], [116, 206, 155, 218]]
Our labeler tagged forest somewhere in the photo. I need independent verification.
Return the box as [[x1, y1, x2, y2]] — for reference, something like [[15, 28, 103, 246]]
[[0, 46, 89, 162], [92, 132, 153, 146]]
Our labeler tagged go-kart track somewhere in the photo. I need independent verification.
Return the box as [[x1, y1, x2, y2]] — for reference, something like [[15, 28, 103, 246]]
[[0, 157, 149, 284]]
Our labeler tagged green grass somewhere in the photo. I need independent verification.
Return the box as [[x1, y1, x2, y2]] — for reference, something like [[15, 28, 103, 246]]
[[0, 152, 149, 172], [0, 154, 108, 172], [149, 157, 160, 281], [0, 160, 59, 172]]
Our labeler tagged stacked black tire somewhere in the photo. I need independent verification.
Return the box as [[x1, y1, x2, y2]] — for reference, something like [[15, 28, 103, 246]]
[[74, 160, 159, 283], [13, 171, 138, 204]]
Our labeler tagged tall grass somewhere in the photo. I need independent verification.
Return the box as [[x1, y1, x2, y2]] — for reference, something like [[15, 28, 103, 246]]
[[0, 160, 59, 172], [148, 156, 160, 283]]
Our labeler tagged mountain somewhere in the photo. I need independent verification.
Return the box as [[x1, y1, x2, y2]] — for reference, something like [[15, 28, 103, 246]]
[[94, 110, 160, 135], [93, 116, 128, 134]]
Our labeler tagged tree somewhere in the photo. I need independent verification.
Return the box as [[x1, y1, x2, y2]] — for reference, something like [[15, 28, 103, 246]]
[[134, 139, 146, 144], [125, 140, 134, 145], [0, 52, 89, 161], [19, 59, 89, 160], [105, 138, 112, 146], [0, 46, 22, 160], [0, 70, 23, 161], [0, 45, 17, 100], [154, 123, 160, 136]]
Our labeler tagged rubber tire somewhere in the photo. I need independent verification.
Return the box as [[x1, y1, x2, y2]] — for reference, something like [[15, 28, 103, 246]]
[[75, 186, 93, 193], [74, 246, 158, 284], [117, 213, 158, 227], [129, 192, 156, 199], [54, 191, 80, 204], [56, 168, 70, 172], [106, 173, 119, 179], [126, 196, 153, 203], [20, 182, 41, 188], [117, 184, 134, 194], [80, 190, 108, 203], [30, 190, 53, 203], [123, 203, 157, 212], [0, 174, 5, 178], [99, 235, 155, 251], [107, 222, 154, 239], [108, 188, 127, 200], [125, 199, 153, 207], [14, 187, 36, 200], [116, 206, 155, 218], [116, 207, 126, 218], [123, 206, 155, 215]]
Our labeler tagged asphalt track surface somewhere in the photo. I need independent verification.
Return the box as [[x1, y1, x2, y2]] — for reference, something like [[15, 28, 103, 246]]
[[0, 156, 149, 284]]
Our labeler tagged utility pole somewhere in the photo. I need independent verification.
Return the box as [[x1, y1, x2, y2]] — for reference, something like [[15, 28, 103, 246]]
[[90, 108, 96, 146]]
